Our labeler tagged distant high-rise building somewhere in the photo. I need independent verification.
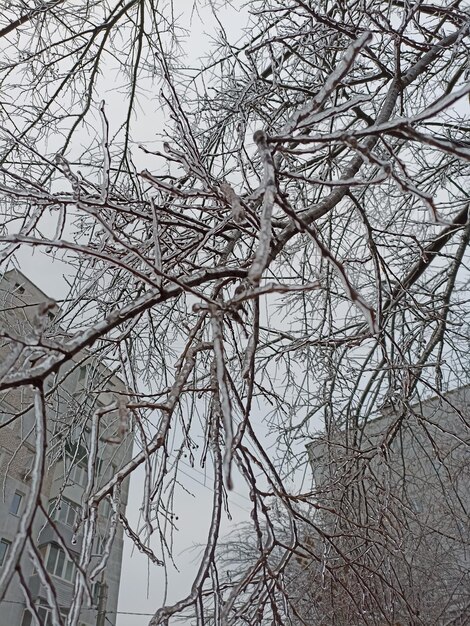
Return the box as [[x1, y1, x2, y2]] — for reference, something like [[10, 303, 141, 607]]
[[307, 387, 469, 625], [0, 269, 133, 626]]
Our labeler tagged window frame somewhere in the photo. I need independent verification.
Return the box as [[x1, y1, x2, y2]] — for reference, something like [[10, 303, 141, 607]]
[[49, 497, 80, 528], [65, 455, 88, 488], [21, 603, 68, 626], [92, 581, 102, 606], [9, 490, 24, 516], [94, 534, 106, 556], [0, 538, 11, 566], [100, 497, 112, 518], [45, 544, 75, 583]]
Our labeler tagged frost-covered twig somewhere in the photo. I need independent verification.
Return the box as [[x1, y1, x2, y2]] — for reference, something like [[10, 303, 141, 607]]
[[248, 130, 276, 285]]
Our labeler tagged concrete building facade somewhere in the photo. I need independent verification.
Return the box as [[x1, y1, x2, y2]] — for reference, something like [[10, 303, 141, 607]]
[[0, 270, 133, 626], [307, 387, 470, 625]]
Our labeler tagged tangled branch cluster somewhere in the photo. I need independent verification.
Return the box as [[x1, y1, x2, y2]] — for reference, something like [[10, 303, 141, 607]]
[[0, 1, 469, 624]]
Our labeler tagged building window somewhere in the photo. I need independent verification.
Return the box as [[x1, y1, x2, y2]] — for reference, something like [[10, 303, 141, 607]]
[[10, 491, 23, 516], [101, 498, 112, 518], [92, 581, 103, 606], [95, 456, 104, 476], [64, 441, 89, 487], [21, 604, 68, 626], [94, 535, 106, 556], [45, 544, 75, 582], [49, 498, 80, 528], [0, 538, 11, 566], [38, 606, 55, 626], [70, 461, 87, 487], [66, 456, 87, 487], [20, 610, 31, 626], [77, 365, 93, 389]]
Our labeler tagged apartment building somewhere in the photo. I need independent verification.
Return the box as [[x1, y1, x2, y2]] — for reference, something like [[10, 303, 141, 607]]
[[0, 269, 133, 626], [306, 386, 469, 625]]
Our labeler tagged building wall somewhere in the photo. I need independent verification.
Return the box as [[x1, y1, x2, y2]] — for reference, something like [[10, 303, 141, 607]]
[[307, 387, 470, 625], [0, 270, 133, 626]]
